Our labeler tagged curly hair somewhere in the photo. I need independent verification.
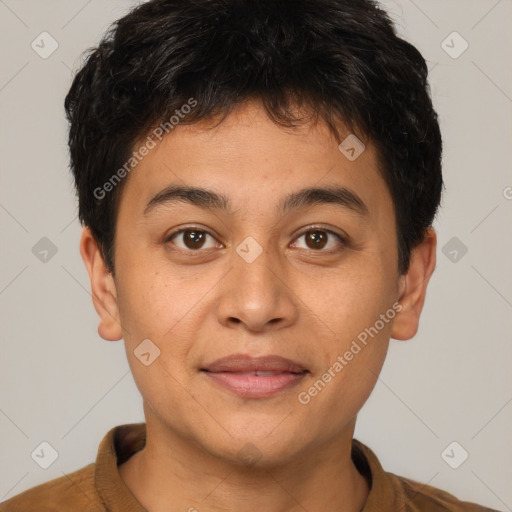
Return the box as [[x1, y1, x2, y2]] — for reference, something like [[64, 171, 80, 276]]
[[64, 0, 443, 275]]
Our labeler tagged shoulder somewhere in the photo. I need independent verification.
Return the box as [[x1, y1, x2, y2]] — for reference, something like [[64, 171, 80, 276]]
[[396, 474, 500, 512], [352, 440, 499, 512], [0, 464, 102, 512]]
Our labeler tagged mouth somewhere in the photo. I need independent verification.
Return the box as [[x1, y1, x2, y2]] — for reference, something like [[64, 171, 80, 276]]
[[200, 354, 309, 398]]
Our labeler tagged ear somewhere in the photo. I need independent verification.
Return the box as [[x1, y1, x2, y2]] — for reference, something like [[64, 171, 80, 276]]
[[79, 227, 123, 341], [391, 227, 437, 340]]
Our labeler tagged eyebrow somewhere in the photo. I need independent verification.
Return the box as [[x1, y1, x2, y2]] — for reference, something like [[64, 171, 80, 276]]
[[143, 184, 368, 217]]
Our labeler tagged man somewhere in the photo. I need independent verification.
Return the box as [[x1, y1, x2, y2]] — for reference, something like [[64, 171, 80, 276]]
[[0, 0, 498, 510]]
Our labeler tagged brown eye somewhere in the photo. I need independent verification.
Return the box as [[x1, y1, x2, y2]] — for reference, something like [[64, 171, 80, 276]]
[[305, 230, 328, 250], [292, 228, 345, 252], [168, 229, 219, 251], [183, 230, 206, 249]]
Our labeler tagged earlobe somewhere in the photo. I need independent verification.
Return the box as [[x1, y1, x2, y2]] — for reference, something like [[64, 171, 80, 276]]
[[79, 227, 123, 341], [391, 228, 437, 341]]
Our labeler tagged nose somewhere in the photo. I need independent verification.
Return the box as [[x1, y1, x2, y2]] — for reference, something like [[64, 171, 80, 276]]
[[215, 243, 299, 333]]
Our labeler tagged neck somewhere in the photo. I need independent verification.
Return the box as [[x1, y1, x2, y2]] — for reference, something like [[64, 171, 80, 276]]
[[119, 410, 369, 512]]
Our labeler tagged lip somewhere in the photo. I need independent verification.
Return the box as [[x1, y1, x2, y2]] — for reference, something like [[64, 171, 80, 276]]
[[202, 354, 308, 373], [201, 354, 309, 398]]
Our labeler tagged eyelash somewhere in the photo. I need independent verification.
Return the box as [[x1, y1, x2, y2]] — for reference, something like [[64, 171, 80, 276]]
[[165, 225, 347, 255]]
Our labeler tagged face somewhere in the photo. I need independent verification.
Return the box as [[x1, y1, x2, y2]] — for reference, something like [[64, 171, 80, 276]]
[[82, 101, 433, 465]]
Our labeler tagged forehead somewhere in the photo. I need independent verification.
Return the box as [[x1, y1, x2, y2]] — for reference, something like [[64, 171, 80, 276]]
[[118, 101, 393, 224]]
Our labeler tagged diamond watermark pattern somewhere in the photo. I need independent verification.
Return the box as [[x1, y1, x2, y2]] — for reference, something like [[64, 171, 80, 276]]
[[236, 236, 263, 263], [338, 134, 366, 161], [441, 441, 469, 469], [441, 31, 468, 59], [237, 442, 263, 466], [31, 441, 59, 469], [134, 338, 161, 366], [442, 236, 468, 263], [32, 237, 58, 263], [31, 31, 59, 59]]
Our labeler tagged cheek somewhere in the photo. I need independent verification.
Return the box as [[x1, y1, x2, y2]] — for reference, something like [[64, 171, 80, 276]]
[[296, 340, 388, 444], [115, 256, 210, 341], [295, 256, 396, 396], [300, 259, 397, 341], [114, 259, 225, 404], [296, 293, 392, 435], [114, 265, 205, 420]]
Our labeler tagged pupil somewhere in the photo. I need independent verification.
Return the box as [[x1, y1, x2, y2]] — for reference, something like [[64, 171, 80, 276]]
[[185, 230, 205, 249], [307, 231, 327, 249]]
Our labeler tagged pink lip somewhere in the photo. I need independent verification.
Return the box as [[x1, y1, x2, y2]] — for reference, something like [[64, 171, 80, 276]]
[[201, 354, 308, 398], [201, 354, 307, 373]]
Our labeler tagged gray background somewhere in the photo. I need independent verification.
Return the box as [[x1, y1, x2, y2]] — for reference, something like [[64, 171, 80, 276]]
[[1, 0, 511, 509]]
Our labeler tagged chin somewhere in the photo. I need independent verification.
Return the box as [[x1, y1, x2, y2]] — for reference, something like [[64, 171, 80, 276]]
[[208, 422, 311, 465]]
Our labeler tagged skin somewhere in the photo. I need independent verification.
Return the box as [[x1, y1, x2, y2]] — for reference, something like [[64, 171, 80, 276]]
[[80, 100, 436, 512]]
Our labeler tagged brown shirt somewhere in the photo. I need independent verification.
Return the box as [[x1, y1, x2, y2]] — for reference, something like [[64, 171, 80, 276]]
[[0, 423, 498, 512]]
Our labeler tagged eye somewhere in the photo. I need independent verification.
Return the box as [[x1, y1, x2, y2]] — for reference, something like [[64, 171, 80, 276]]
[[167, 228, 221, 251], [291, 228, 345, 252]]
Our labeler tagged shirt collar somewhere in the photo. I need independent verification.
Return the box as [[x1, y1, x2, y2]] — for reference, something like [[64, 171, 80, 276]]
[[95, 423, 147, 512], [94, 423, 404, 511]]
